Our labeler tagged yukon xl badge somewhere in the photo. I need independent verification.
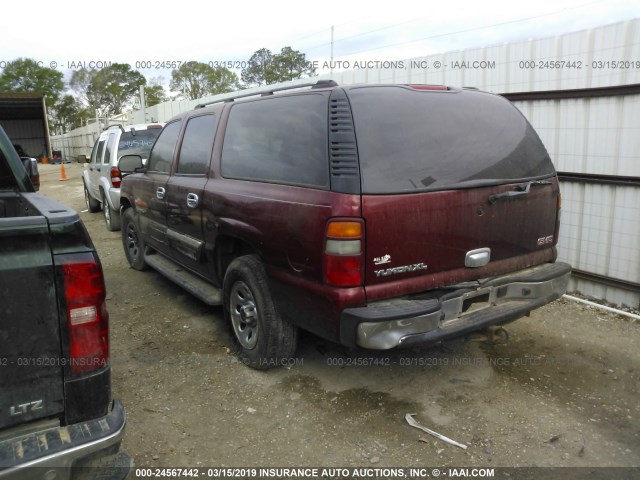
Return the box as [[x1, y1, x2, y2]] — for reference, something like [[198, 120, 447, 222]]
[[373, 254, 391, 265], [374, 263, 428, 277]]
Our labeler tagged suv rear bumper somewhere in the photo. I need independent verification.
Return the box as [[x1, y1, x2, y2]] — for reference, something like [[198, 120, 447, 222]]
[[0, 400, 127, 479], [342, 262, 571, 349]]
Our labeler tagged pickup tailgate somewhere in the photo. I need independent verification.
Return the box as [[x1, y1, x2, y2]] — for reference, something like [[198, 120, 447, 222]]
[[0, 215, 65, 429]]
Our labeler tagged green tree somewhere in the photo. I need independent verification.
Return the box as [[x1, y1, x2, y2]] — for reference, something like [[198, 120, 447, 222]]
[[241, 48, 275, 87], [86, 63, 146, 116], [271, 46, 316, 83], [170, 62, 239, 100], [69, 68, 97, 106], [145, 85, 166, 107], [0, 58, 64, 107], [206, 67, 239, 95], [241, 47, 315, 87], [50, 95, 90, 132]]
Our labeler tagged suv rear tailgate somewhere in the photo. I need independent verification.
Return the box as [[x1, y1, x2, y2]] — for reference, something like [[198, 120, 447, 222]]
[[345, 85, 560, 294], [362, 179, 559, 286], [0, 214, 64, 429]]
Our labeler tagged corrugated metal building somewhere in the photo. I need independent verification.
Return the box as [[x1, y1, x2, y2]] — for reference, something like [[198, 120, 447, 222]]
[[52, 19, 640, 307], [0, 92, 51, 159]]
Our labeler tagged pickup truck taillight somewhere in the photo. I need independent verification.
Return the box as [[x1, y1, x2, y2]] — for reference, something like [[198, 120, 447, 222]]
[[59, 253, 109, 376], [323, 219, 364, 287], [110, 167, 122, 188]]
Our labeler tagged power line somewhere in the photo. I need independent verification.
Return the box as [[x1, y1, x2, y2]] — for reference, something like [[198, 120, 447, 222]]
[[305, 0, 603, 58]]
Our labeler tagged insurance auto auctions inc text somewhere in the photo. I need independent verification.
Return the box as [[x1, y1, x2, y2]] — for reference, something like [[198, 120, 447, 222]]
[[134, 467, 495, 479]]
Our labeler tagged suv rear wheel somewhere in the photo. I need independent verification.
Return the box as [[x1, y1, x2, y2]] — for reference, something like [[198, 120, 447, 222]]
[[102, 191, 121, 231], [121, 208, 147, 270], [223, 255, 297, 369], [84, 183, 100, 213]]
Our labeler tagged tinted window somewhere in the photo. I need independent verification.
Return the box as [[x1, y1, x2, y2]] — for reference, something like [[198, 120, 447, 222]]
[[176, 115, 217, 175], [95, 140, 106, 165], [89, 139, 100, 164], [221, 94, 329, 189], [118, 128, 162, 159], [348, 87, 555, 194], [147, 122, 181, 174], [104, 133, 116, 164]]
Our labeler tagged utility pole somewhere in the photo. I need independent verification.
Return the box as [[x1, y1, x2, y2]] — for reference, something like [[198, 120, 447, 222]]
[[139, 85, 146, 122], [330, 25, 335, 76]]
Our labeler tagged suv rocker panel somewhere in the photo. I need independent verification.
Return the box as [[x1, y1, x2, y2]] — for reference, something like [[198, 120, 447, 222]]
[[145, 252, 222, 305]]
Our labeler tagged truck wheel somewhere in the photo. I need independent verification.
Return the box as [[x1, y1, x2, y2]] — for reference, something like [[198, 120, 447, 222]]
[[121, 208, 147, 270], [102, 191, 121, 231], [84, 183, 100, 213], [223, 255, 298, 370]]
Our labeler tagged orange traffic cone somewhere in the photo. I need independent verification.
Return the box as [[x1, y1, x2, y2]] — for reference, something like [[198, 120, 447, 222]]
[[60, 163, 69, 181]]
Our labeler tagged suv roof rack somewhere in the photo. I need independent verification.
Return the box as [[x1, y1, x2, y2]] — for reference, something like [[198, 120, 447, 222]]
[[195, 80, 338, 109], [106, 124, 126, 133]]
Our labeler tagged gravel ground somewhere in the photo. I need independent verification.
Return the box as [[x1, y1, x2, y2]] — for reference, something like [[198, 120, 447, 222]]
[[39, 163, 640, 472]]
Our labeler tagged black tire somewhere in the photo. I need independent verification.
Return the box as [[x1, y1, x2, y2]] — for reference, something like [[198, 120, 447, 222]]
[[84, 182, 100, 213], [121, 208, 147, 270], [102, 190, 122, 231], [223, 255, 298, 370]]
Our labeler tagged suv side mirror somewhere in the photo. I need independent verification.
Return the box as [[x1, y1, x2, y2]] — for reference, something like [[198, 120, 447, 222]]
[[20, 157, 40, 191], [77, 155, 88, 164], [119, 155, 144, 173]]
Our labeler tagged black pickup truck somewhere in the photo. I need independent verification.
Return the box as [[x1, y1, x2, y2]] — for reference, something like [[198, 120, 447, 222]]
[[0, 126, 128, 479]]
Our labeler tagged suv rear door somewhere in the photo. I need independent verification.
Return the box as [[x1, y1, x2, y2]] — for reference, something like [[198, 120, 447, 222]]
[[346, 86, 560, 291], [164, 114, 218, 277], [136, 121, 182, 256], [88, 133, 107, 199]]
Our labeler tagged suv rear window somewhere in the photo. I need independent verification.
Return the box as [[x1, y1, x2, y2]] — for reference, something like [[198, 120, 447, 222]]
[[347, 86, 555, 194], [118, 128, 162, 159], [221, 94, 329, 189]]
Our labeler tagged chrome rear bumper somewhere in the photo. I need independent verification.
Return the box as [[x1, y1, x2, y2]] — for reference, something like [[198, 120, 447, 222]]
[[342, 262, 571, 349]]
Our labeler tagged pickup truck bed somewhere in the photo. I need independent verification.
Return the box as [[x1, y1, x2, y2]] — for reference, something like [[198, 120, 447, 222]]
[[0, 127, 128, 479]]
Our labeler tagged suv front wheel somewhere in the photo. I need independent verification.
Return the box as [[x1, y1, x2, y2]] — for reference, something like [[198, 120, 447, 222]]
[[121, 208, 147, 270], [223, 255, 297, 370]]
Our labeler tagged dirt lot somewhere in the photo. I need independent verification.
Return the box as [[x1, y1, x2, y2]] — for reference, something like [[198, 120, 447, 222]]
[[39, 163, 639, 470]]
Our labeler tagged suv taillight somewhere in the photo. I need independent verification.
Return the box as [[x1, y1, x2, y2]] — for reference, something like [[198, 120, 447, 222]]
[[59, 253, 109, 376], [110, 167, 122, 188], [323, 219, 364, 287]]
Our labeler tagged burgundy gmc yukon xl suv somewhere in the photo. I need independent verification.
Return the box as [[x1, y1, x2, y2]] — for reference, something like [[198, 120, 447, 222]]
[[118, 81, 571, 369]]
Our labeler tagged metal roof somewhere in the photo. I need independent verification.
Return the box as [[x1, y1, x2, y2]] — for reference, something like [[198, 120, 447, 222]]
[[0, 92, 46, 120]]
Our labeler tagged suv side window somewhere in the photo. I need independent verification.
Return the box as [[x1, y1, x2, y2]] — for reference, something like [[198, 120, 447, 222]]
[[176, 115, 217, 176], [221, 94, 329, 189], [147, 122, 181, 174], [104, 133, 117, 165], [89, 139, 100, 164], [95, 140, 106, 165]]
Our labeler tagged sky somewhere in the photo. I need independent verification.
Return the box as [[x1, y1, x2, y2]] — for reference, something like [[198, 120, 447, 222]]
[[0, 0, 638, 87]]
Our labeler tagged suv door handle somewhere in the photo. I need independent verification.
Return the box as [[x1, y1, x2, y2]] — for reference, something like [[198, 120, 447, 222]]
[[156, 187, 166, 200], [186, 193, 199, 208]]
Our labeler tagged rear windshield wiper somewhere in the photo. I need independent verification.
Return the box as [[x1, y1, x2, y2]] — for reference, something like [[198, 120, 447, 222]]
[[487, 180, 552, 205]]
